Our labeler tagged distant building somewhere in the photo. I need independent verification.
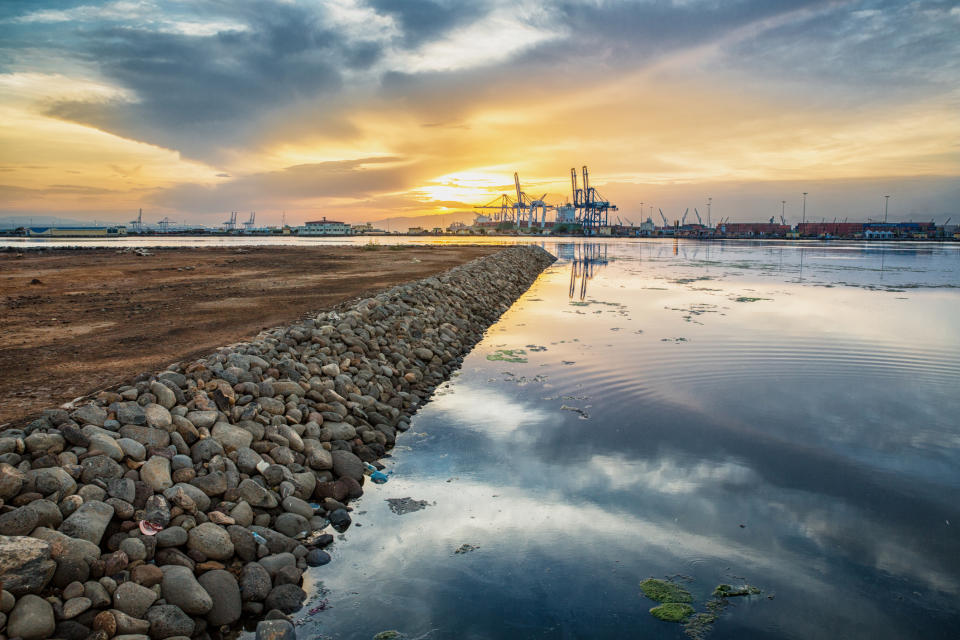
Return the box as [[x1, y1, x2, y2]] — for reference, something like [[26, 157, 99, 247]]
[[639, 218, 656, 234], [407, 226, 426, 235], [300, 217, 351, 235], [556, 204, 576, 223]]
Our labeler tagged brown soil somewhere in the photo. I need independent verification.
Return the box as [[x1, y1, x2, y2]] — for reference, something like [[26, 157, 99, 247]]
[[0, 244, 498, 425]]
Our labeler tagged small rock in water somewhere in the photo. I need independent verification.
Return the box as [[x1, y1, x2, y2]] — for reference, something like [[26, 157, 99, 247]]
[[385, 497, 432, 515], [454, 543, 479, 554]]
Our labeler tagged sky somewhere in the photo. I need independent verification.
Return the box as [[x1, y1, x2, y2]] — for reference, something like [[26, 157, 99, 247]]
[[0, 0, 958, 227]]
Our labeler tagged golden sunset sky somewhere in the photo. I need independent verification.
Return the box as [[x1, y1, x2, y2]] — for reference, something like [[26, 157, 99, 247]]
[[1, 0, 958, 226]]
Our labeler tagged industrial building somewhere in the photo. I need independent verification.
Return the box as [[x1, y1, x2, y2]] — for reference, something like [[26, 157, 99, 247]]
[[300, 217, 352, 235]]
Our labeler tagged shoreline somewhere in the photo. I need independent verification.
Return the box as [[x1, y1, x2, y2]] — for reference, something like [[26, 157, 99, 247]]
[[0, 245, 500, 426], [0, 245, 555, 640]]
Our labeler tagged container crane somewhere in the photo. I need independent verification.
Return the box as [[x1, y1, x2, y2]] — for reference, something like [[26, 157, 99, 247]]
[[658, 208, 669, 227], [694, 208, 703, 225], [243, 212, 256, 232], [680, 208, 689, 226], [129, 208, 143, 233], [223, 211, 237, 231], [571, 166, 617, 233]]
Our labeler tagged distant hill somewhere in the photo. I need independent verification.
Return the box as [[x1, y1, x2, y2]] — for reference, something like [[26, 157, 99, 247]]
[[368, 211, 475, 231], [0, 215, 123, 229]]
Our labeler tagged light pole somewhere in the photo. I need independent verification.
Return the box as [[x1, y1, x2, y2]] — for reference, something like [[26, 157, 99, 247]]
[[883, 195, 890, 223], [707, 197, 712, 227], [802, 192, 808, 225], [781, 200, 786, 220]]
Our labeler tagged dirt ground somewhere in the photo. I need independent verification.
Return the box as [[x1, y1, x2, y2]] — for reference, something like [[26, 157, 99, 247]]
[[0, 244, 498, 425]]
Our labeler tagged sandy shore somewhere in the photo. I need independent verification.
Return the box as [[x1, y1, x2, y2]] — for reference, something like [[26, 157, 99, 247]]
[[0, 245, 498, 425]]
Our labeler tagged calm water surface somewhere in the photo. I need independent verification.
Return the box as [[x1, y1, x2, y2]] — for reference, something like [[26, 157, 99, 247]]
[[278, 239, 960, 640]]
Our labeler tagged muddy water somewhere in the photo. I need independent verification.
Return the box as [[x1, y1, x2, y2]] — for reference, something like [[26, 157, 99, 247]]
[[294, 240, 960, 638]]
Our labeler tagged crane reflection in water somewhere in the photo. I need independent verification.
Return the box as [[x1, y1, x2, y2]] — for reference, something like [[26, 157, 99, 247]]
[[564, 243, 609, 300]]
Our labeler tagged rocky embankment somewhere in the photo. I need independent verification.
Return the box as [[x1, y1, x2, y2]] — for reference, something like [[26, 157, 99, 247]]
[[0, 246, 555, 640]]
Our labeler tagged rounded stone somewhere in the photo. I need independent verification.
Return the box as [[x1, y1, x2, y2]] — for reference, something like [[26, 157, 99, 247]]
[[197, 569, 242, 626], [8, 593, 55, 640], [187, 522, 234, 560], [146, 604, 195, 639], [119, 537, 147, 562], [160, 565, 213, 615]]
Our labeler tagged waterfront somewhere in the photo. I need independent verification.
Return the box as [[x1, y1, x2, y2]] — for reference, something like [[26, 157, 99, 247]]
[[281, 239, 960, 639]]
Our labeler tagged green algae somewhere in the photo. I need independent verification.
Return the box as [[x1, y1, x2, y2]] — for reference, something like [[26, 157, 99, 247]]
[[639, 578, 693, 603], [650, 603, 695, 622], [373, 632, 403, 640], [733, 296, 770, 303], [486, 349, 527, 363]]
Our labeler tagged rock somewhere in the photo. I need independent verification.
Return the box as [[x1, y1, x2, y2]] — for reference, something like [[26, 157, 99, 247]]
[[27, 466, 76, 496], [120, 425, 170, 449], [229, 501, 254, 527], [117, 438, 147, 461], [131, 564, 164, 588], [240, 562, 271, 602], [323, 422, 357, 441], [211, 423, 253, 452], [120, 537, 147, 561], [113, 580, 158, 618], [163, 483, 210, 512], [81, 455, 124, 483], [116, 401, 147, 425], [331, 449, 365, 482], [71, 405, 108, 427], [255, 619, 296, 640], [8, 593, 55, 640], [140, 456, 173, 492], [160, 565, 213, 615], [258, 552, 296, 577], [85, 580, 112, 608], [0, 589, 14, 612], [107, 477, 137, 503], [305, 549, 331, 567], [150, 382, 177, 409], [59, 500, 115, 545], [238, 478, 278, 508], [93, 610, 118, 636], [281, 496, 315, 519], [146, 604, 194, 639], [88, 433, 125, 460], [144, 404, 173, 429], [187, 523, 234, 560], [0, 463, 25, 499], [273, 512, 308, 539], [61, 596, 92, 619], [185, 411, 218, 429], [264, 583, 306, 614], [0, 506, 39, 536], [198, 569, 242, 626], [155, 525, 188, 547], [54, 620, 90, 640], [112, 608, 151, 634], [189, 470, 227, 496], [328, 508, 352, 533]]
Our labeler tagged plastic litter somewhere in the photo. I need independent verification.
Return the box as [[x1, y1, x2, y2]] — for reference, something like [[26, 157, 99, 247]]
[[251, 532, 268, 545], [363, 462, 391, 484]]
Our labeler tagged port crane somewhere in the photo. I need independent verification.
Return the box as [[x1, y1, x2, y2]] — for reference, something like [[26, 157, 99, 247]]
[[570, 166, 617, 233], [129, 208, 143, 233], [680, 208, 689, 226], [694, 208, 703, 225], [157, 217, 174, 232], [223, 211, 238, 231], [243, 212, 256, 232], [658, 208, 669, 227]]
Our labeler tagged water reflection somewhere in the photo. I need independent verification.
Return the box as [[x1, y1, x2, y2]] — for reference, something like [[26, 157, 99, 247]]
[[279, 240, 960, 640], [566, 243, 609, 300]]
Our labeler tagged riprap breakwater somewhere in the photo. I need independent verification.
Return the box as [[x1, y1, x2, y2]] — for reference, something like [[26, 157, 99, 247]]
[[0, 245, 555, 640]]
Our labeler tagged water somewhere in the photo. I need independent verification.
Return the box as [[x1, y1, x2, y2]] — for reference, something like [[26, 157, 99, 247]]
[[265, 239, 960, 640]]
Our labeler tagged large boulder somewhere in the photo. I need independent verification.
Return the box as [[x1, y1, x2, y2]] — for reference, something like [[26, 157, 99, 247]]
[[59, 501, 114, 545], [0, 536, 55, 596], [211, 423, 253, 452], [331, 449, 365, 482], [186, 523, 234, 560], [160, 565, 213, 615], [7, 593, 55, 640], [197, 569, 241, 626]]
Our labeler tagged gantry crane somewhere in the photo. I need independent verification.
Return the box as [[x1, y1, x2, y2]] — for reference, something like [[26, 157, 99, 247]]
[[571, 166, 617, 233]]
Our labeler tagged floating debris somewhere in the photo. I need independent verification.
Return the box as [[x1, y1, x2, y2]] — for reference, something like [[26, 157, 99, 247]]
[[560, 404, 590, 420], [454, 543, 479, 554], [640, 578, 693, 604], [661, 337, 689, 343], [386, 497, 432, 515], [733, 296, 771, 303]]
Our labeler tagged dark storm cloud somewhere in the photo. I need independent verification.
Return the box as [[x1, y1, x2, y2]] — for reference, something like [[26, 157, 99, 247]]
[[365, 0, 487, 46], [20, 0, 385, 158]]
